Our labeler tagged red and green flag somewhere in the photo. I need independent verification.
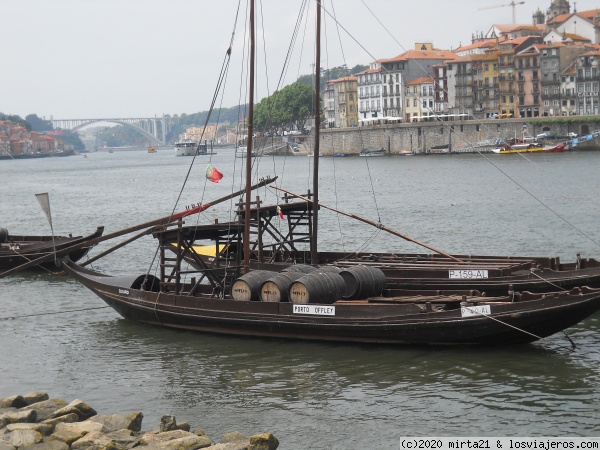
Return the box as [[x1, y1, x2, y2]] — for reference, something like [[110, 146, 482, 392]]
[[205, 164, 223, 183]]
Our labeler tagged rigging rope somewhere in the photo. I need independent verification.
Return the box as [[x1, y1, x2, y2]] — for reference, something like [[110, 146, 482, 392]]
[[463, 305, 576, 351], [0, 306, 111, 321]]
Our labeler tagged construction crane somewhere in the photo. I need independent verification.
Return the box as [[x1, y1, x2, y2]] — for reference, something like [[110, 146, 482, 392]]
[[478, 1, 525, 24]]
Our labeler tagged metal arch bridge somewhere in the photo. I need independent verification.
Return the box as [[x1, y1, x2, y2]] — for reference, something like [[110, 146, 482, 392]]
[[50, 116, 179, 145]]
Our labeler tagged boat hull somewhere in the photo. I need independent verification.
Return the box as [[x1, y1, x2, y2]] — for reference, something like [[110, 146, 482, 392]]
[[0, 227, 104, 271], [62, 260, 600, 346]]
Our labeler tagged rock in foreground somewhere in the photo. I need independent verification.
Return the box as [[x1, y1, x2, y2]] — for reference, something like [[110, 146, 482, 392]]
[[0, 393, 278, 450]]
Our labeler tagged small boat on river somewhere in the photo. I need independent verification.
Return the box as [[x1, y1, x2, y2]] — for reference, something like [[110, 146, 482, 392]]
[[0, 226, 104, 271], [360, 147, 385, 157]]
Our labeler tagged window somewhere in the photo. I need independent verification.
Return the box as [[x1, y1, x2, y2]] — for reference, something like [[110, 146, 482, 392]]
[[413, 98, 417, 107]]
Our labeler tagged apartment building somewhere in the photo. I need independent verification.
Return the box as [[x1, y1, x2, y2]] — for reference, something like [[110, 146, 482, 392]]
[[356, 62, 384, 124], [379, 43, 457, 121], [323, 76, 358, 128], [514, 44, 542, 118], [539, 42, 589, 116], [404, 77, 435, 122], [574, 49, 600, 115]]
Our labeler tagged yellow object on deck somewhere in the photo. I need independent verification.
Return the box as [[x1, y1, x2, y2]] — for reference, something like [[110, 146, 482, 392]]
[[170, 243, 228, 257]]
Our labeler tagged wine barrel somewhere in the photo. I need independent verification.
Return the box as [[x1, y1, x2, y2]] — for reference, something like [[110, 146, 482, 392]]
[[260, 271, 304, 302], [288, 271, 346, 304], [231, 270, 276, 301], [339, 265, 386, 300], [0, 228, 8, 243]]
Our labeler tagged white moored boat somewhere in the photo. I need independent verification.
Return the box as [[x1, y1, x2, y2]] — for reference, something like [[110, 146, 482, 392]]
[[175, 140, 198, 156]]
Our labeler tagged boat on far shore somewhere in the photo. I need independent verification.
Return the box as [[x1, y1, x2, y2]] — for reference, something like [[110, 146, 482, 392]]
[[175, 140, 198, 156], [0, 149, 75, 160], [360, 147, 386, 157]]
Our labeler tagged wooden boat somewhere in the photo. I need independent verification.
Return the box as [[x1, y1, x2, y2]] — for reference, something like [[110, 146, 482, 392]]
[[62, 256, 600, 345], [543, 144, 566, 153], [359, 147, 385, 157], [58, 1, 600, 346], [491, 142, 545, 154], [0, 226, 104, 271], [147, 145, 157, 153]]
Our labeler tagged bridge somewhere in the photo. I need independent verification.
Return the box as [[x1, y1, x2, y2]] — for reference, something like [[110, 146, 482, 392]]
[[50, 116, 179, 145]]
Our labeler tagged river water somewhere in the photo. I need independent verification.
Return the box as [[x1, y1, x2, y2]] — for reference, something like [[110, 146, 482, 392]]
[[1, 148, 600, 449]]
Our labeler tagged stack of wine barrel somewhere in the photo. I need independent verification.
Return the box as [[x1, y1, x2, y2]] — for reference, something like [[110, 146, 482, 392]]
[[231, 264, 386, 304]]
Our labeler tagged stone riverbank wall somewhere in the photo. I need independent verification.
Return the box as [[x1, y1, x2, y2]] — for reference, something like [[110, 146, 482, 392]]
[[313, 117, 600, 155], [0, 392, 279, 450]]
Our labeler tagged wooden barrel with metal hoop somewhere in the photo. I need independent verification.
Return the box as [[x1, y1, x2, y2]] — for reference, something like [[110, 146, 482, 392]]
[[339, 265, 386, 300], [231, 270, 276, 301], [288, 271, 346, 304]]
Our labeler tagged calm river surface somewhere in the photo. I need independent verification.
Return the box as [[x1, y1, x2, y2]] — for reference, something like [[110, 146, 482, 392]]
[[2, 148, 600, 449]]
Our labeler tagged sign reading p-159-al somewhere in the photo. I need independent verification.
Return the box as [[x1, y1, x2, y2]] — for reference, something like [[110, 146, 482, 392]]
[[448, 269, 489, 279]]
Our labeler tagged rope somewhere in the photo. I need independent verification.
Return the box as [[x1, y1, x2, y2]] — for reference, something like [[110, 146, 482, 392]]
[[465, 303, 577, 350], [7, 247, 58, 275], [529, 269, 567, 291], [0, 306, 111, 321], [461, 304, 543, 341]]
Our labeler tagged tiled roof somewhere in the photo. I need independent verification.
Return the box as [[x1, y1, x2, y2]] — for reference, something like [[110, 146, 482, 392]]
[[405, 77, 434, 86], [381, 49, 457, 63]]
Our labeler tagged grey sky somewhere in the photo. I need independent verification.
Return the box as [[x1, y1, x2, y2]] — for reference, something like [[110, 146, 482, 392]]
[[1, 0, 572, 120]]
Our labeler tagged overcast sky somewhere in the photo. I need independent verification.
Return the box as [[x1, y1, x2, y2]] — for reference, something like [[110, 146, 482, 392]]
[[1, 0, 585, 120]]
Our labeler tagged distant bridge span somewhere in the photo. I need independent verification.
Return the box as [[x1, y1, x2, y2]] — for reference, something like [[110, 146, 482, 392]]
[[50, 116, 179, 145]]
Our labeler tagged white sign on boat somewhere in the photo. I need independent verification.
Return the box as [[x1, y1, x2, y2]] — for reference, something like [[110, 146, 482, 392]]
[[293, 305, 336, 316], [461, 305, 491, 317], [448, 269, 489, 279]]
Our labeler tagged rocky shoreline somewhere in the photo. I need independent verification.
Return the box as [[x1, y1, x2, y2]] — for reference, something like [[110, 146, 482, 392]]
[[0, 393, 278, 450]]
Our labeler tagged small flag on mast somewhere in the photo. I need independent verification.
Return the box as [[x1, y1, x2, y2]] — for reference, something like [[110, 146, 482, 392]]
[[35, 192, 58, 266], [35, 193, 53, 229], [205, 164, 224, 183]]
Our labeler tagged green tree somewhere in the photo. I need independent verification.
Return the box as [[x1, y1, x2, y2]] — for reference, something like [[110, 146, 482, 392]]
[[25, 114, 53, 132], [0, 113, 31, 131], [254, 82, 315, 132], [59, 130, 85, 151]]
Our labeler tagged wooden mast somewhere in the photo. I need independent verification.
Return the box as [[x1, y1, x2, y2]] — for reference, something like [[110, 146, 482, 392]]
[[243, 0, 256, 274], [310, 0, 321, 264]]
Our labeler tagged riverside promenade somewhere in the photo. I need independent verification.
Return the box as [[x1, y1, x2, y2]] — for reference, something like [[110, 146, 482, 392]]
[[316, 116, 600, 155]]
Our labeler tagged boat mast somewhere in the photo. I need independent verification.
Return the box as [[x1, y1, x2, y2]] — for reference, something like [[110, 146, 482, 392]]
[[310, 0, 321, 264], [244, 0, 256, 274]]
